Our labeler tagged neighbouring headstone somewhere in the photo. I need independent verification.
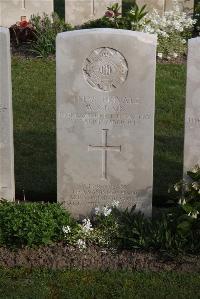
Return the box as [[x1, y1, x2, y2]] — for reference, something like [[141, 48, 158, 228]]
[[184, 37, 200, 174], [0, 0, 54, 28], [165, 0, 194, 14], [0, 27, 15, 201], [137, 0, 194, 15], [57, 29, 157, 218], [65, 0, 122, 26]]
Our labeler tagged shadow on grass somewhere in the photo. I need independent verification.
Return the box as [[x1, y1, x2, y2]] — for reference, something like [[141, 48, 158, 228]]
[[153, 135, 184, 205], [14, 130, 56, 202]]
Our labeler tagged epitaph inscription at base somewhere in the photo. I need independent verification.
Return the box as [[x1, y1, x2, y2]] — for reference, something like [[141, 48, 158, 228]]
[[57, 29, 157, 218]]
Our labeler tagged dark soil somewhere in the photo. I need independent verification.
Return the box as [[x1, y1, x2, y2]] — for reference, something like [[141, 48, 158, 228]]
[[0, 243, 199, 272]]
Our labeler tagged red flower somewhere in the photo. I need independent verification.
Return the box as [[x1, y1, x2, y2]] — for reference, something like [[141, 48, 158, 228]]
[[19, 20, 29, 28], [105, 10, 115, 18]]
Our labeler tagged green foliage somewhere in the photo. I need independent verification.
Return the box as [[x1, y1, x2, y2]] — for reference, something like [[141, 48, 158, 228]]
[[30, 13, 73, 58], [125, 3, 149, 30], [81, 17, 115, 29], [194, 0, 200, 36], [91, 204, 199, 254], [0, 201, 77, 247], [81, 2, 148, 30], [168, 165, 200, 252]]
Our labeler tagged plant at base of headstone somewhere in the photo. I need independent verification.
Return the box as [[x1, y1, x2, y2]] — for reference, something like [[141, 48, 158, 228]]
[[62, 217, 95, 251], [81, 2, 148, 30], [10, 19, 35, 46], [30, 13, 73, 57], [140, 0, 196, 60], [104, 3, 122, 28], [88, 202, 120, 248], [168, 165, 200, 251], [193, 0, 200, 36], [0, 201, 77, 247], [125, 3, 149, 31]]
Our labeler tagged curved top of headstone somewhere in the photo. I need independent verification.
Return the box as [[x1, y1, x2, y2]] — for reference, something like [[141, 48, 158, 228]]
[[188, 36, 200, 45], [0, 27, 9, 34], [57, 28, 157, 44]]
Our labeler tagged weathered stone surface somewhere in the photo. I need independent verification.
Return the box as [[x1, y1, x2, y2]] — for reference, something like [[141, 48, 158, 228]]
[[137, 0, 165, 15], [65, 0, 122, 26], [165, 0, 194, 14], [184, 37, 200, 174], [0, 27, 15, 200], [0, 0, 54, 28], [57, 29, 157, 218], [137, 0, 194, 15]]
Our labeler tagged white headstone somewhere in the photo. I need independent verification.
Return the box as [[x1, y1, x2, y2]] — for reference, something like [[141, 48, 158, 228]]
[[0, 0, 54, 28], [0, 27, 15, 201], [57, 29, 157, 218], [184, 37, 200, 174], [65, 0, 122, 26]]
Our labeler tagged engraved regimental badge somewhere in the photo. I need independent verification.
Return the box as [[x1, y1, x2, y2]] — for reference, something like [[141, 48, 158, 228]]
[[83, 47, 128, 92]]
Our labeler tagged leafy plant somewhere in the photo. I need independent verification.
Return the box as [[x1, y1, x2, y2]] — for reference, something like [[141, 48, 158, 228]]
[[0, 201, 77, 247], [193, 0, 200, 36], [10, 20, 35, 46], [30, 13, 73, 58], [126, 3, 149, 30], [141, 1, 196, 59], [81, 2, 148, 30]]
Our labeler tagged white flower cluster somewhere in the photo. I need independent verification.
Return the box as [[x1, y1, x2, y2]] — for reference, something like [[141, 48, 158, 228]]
[[62, 225, 71, 235], [130, 0, 196, 59], [77, 239, 86, 250], [191, 164, 200, 174], [178, 197, 186, 205], [94, 200, 120, 217], [142, 2, 196, 37], [82, 218, 93, 233]]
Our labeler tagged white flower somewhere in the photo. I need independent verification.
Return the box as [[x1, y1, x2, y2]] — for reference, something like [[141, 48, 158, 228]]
[[178, 198, 186, 205], [188, 211, 199, 219], [102, 206, 112, 217], [157, 52, 163, 59], [112, 200, 120, 208], [82, 218, 93, 233], [192, 182, 199, 190], [174, 183, 180, 192], [173, 52, 178, 58], [77, 239, 86, 250], [62, 225, 71, 234], [191, 164, 200, 173], [182, 39, 186, 44], [94, 207, 100, 215]]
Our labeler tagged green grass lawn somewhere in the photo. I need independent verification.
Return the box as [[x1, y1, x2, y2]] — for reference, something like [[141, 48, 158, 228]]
[[0, 268, 199, 298], [12, 57, 186, 205]]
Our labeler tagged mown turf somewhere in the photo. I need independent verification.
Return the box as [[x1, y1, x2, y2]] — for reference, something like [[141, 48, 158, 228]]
[[12, 57, 186, 204], [0, 268, 199, 299], [154, 64, 186, 204]]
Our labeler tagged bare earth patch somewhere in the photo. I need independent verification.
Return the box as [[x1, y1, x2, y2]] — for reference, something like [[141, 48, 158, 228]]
[[0, 243, 199, 272]]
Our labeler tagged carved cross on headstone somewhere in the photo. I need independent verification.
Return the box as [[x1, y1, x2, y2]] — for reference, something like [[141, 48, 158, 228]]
[[88, 129, 121, 180]]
